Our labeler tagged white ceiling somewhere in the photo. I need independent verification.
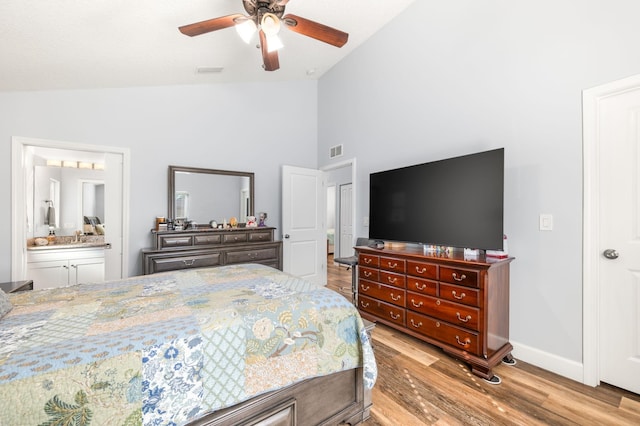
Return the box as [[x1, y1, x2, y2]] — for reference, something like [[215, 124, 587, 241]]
[[0, 0, 416, 92]]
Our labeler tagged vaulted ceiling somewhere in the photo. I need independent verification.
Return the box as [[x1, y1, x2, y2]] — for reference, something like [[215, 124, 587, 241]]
[[0, 0, 416, 91]]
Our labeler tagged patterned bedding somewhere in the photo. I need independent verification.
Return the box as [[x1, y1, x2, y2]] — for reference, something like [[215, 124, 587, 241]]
[[0, 264, 377, 425]]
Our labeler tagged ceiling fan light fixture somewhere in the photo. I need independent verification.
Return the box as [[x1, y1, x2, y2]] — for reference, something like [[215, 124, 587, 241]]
[[266, 34, 284, 52], [261, 13, 281, 37], [235, 18, 257, 43]]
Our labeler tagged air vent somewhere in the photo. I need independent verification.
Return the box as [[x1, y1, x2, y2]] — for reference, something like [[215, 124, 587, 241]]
[[330, 144, 343, 158], [196, 66, 224, 74]]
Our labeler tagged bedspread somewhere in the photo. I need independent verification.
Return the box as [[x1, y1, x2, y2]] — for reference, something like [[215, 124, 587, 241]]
[[0, 264, 376, 425]]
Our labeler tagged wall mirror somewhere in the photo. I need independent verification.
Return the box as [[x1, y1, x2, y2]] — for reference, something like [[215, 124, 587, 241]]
[[168, 166, 254, 226]]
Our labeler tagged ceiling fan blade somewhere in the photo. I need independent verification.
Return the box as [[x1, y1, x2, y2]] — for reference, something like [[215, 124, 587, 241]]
[[282, 14, 348, 48], [179, 14, 244, 37], [259, 30, 280, 71]]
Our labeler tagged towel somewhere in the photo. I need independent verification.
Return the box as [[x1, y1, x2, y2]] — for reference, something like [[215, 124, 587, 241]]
[[46, 205, 56, 227]]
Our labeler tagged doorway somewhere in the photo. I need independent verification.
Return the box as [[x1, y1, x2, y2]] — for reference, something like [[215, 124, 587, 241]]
[[11, 137, 130, 281], [322, 159, 356, 261]]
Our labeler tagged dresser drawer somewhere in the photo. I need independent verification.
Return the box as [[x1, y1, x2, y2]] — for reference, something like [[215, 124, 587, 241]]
[[358, 281, 405, 307], [158, 235, 193, 249], [359, 266, 379, 282], [358, 295, 405, 326], [247, 230, 273, 242], [407, 260, 437, 280], [194, 234, 222, 246], [150, 252, 221, 273], [407, 276, 437, 296], [226, 247, 279, 264], [406, 311, 480, 356], [379, 256, 406, 273], [359, 253, 379, 268], [439, 282, 480, 306], [379, 270, 406, 288], [406, 292, 480, 331], [223, 233, 248, 244], [440, 266, 479, 288]]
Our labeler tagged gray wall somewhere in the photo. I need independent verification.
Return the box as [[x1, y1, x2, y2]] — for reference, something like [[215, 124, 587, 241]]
[[0, 81, 318, 277], [317, 0, 640, 368]]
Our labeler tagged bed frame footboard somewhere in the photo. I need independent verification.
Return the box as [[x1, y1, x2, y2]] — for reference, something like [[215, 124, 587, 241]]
[[190, 367, 370, 426]]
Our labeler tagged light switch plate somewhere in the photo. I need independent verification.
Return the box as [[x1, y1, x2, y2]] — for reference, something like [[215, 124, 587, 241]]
[[539, 214, 553, 231]]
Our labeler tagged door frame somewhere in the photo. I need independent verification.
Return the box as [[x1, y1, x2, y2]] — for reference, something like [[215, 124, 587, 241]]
[[11, 136, 130, 281], [321, 157, 357, 255], [582, 73, 640, 387]]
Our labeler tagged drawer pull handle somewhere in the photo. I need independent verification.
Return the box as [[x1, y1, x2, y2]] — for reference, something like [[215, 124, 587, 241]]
[[411, 299, 423, 308], [436, 322, 441, 327], [415, 266, 427, 274], [452, 272, 467, 282], [388, 261, 398, 268], [390, 293, 401, 301], [183, 259, 196, 266], [361, 285, 370, 291], [365, 258, 372, 264], [455, 335, 471, 347], [247, 253, 258, 259], [387, 277, 397, 284], [360, 301, 370, 308], [410, 319, 422, 328], [364, 271, 372, 278], [414, 282, 426, 291], [456, 312, 472, 323], [452, 291, 466, 300], [389, 312, 400, 320]]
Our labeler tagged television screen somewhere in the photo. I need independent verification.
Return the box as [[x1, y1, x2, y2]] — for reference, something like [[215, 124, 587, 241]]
[[369, 148, 504, 250]]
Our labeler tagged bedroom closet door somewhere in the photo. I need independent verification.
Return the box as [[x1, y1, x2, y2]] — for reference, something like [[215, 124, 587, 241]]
[[584, 74, 640, 394]]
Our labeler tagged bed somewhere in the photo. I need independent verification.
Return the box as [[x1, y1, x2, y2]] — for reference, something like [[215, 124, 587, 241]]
[[0, 264, 376, 425]]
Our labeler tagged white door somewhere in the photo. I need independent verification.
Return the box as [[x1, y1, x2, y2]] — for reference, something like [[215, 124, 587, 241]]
[[104, 152, 124, 280], [339, 183, 354, 258], [584, 75, 640, 394], [282, 165, 326, 285]]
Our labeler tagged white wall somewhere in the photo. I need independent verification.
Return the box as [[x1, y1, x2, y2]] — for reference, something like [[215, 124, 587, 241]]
[[0, 80, 318, 277], [317, 0, 640, 368]]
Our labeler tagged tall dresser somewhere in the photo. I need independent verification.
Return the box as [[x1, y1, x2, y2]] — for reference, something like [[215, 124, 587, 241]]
[[355, 245, 513, 382], [142, 227, 282, 275]]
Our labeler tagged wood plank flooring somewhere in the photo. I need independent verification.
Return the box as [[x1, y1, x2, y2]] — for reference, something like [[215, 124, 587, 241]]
[[326, 255, 640, 425]]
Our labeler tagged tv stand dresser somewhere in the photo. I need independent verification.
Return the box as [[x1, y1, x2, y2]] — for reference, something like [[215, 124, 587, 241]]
[[355, 245, 514, 383]]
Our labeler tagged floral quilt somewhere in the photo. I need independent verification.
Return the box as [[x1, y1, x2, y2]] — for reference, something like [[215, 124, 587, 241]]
[[0, 264, 377, 425]]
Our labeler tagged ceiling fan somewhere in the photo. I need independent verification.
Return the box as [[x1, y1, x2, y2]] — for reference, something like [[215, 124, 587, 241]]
[[179, 0, 349, 71]]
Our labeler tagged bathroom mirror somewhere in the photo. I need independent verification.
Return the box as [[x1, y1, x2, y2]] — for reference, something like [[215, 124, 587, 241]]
[[33, 164, 104, 236], [168, 166, 254, 226]]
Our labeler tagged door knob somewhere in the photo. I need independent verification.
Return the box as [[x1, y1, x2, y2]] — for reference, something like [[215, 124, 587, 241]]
[[284, 234, 290, 239], [603, 249, 619, 259]]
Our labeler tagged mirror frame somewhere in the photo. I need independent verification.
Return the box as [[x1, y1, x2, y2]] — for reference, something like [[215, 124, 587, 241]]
[[168, 165, 254, 224]]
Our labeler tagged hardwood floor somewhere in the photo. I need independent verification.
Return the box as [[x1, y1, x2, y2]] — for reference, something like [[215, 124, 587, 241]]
[[326, 255, 640, 425]]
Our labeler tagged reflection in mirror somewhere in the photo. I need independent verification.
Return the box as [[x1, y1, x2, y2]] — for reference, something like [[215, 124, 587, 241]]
[[32, 164, 104, 237], [175, 191, 189, 219], [169, 166, 254, 225], [81, 181, 105, 234]]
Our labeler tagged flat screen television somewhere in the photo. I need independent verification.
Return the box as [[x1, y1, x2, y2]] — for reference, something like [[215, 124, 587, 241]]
[[369, 148, 504, 250]]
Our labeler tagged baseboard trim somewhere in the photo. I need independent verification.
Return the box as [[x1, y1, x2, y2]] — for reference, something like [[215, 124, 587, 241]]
[[511, 340, 585, 384]]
